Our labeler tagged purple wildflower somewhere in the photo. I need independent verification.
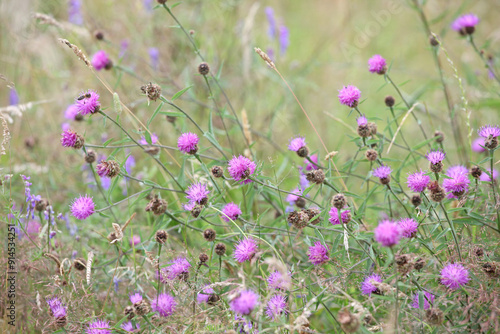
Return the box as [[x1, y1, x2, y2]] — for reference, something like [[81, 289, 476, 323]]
[[70, 195, 95, 220], [149, 47, 159, 70], [411, 291, 435, 310], [9, 88, 19, 105], [52, 304, 67, 318], [443, 165, 470, 197], [68, 0, 83, 25], [129, 292, 142, 304], [407, 170, 430, 192], [230, 289, 259, 315], [307, 241, 329, 265], [186, 182, 209, 205], [373, 165, 392, 181], [177, 132, 199, 154], [361, 274, 383, 295], [151, 293, 176, 317], [440, 263, 469, 290], [266, 294, 287, 320], [357, 115, 368, 126], [221, 202, 242, 222], [140, 133, 158, 145], [125, 154, 136, 174], [328, 207, 351, 225], [161, 257, 191, 280], [398, 218, 418, 238], [374, 220, 401, 247], [472, 138, 486, 153], [47, 297, 62, 314], [86, 319, 111, 334], [91, 50, 112, 71], [451, 14, 479, 34], [426, 150, 446, 164], [121, 322, 140, 332], [480, 168, 498, 182], [120, 39, 129, 57], [267, 270, 291, 290], [338, 85, 361, 108], [304, 154, 318, 171], [286, 188, 301, 206], [75, 90, 100, 116], [228, 155, 257, 184], [279, 24, 289, 55], [64, 104, 80, 120], [288, 136, 306, 152], [130, 235, 141, 247], [197, 285, 215, 303], [368, 54, 387, 74], [478, 125, 500, 138], [233, 238, 258, 263], [265, 7, 276, 38], [60, 129, 79, 148]]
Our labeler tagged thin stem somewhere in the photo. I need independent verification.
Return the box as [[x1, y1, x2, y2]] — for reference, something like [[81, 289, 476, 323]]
[[439, 202, 462, 262], [469, 35, 500, 85], [387, 185, 411, 217], [489, 149, 500, 231]]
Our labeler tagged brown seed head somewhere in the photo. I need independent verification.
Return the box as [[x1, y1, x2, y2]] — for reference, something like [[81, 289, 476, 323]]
[[74, 258, 86, 271], [471, 166, 482, 179], [85, 150, 97, 163], [357, 124, 370, 138], [434, 131, 444, 143], [35, 198, 49, 212], [124, 305, 135, 320], [338, 308, 360, 333], [145, 195, 167, 215], [134, 300, 151, 316], [140, 82, 162, 102], [297, 146, 309, 158], [94, 30, 104, 40], [208, 294, 220, 305], [203, 228, 216, 242], [365, 149, 378, 161], [306, 169, 325, 184], [198, 62, 210, 75], [332, 194, 347, 209], [368, 122, 377, 136], [215, 242, 226, 256], [211, 166, 224, 178], [295, 197, 306, 208], [414, 257, 425, 270], [425, 308, 444, 325], [384, 95, 395, 107], [305, 208, 321, 225], [155, 230, 168, 244], [411, 194, 422, 207], [199, 253, 209, 263]]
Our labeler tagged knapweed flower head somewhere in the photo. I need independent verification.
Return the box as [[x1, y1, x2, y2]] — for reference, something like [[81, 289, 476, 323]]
[[266, 294, 287, 320], [86, 319, 111, 334], [357, 115, 368, 126], [373, 165, 392, 184], [407, 170, 430, 193], [368, 54, 387, 74], [47, 297, 62, 314], [472, 138, 486, 153], [267, 270, 291, 290], [91, 50, 112, 70], [440, 263, 469, 290], [398, 218, 418, 238], [411, 291, 435, 310], [75, 90, 100, 115], [361, 274, 382, 295], [451, 13, 479, 35], [52, 304, 67, 318], [233, 238, 258, 263], [139, 133, 158, 145], [304, 154, 319, 171], [70, 195, 95, 220], [308, 241, 329, 265], [478, 125, 500, 138], [338, 85, 361, 108], [197, 285, 215, 303], [230, 289, 259, 315], [480, 168, 498, 182], [162, 257, 191, 280], [130, 235, 141, 247], [96, 160, 120, 178], [129, 292, 142, 304], [61, 129, 85, 149], [151, 293, 176, 317], [426, 150, 446, 165], [64, 104, 80, 120], [221, 202, 242, 222], [328, 207, 351, 225], [443, 165, 470, 197], [228, 155, 256, 184], [288, 136, 306, 152], [177, 132, 199, 154], [186, 182, 209, 205], [374, 220, 401, 247], [121, 322, 140, 332]]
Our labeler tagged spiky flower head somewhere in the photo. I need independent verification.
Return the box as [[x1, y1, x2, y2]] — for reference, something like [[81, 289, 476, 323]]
[[177, 132, 199, 154], [266, 294, 287, 320], [338, 85, 361, 108], [86, 319, 112, 334], [368, 54, 387, 74], [96, 160, 120, 178], [46, 297, 62, 315], [121, 322, 140, 332], [451, 14, 479, 35], [229, 289, 259, 315], [75, 90, 100, 115], [161, 257, 191, 281], [129, 292, 142, 304], [426, 150, 446, 165], [221, 202, 242, 222], [227, 155, 256, 184], [130, 235, 140, 247], [478, 125, 500, 138], [407, 170, 430, 193], [480, 168, 498, 182], [64, 104, 81, 120], [304, 154, 319, 171], [70, 195, 95, 220], [267, 271, 291, 290], [151, 293, 176, 317], [374, 220, 401, 247], [443, 165, 470, 198], [61, 129, 84, 149], [373, 165, 392, 184], [185, 182, 209, 205], [472, 138, 486, 153], [197, 285, 215, 303], [288, 136, 307, 152], [360, 274, 382, 295], [328, 207, 351, 225], [307, 241, 329, 265], [91, 50, 112, 70], [398, 218, 418, 238], [440, 263, 469, 290], [233, 238, 258, 263], [356, 115, 368, 126], [411, 291, 435, 310]]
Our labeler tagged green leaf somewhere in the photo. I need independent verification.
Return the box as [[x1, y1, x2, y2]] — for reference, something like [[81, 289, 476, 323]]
[[159, 110, 186, 118], [147, 102, 164, 128], [172, 85, 193, 101]]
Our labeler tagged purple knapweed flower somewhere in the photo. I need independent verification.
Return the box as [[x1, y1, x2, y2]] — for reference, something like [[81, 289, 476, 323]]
[[221, 202, 242, 222], [307, 241, 329, 265], [398, 218, 418, 238], [411, 291, 435, 310], [162, 257, 191, 280], [64, 104, 80, 120], [186, 182, 209, 205], [338, 85, 361, 108], [480, 168, 498, 182], [86, 319, 112, 334], [47, 297, 62, 314], [151, 293, 176, 317], [68, 0, 83, 25], [426, 150, 446, 165], [328, 207, 351, 225], [451, 14, 479, 34], [443, 165, 470, 198], [9, 88, 19, 105], [265, 7, 276, 39], [304, 154, 318, 171], [149, 47, 159, 70], [130, 235, 140, 247], [70, 195, 95, 220], [52, 304, 66, 318], [177, 132, 199, 154], [125, 154, 136, 174], [407, 170, 430, 193], [60, 129, 79, 148], [230, 289, 259, 315], [472, 138, 486, 153], [361, 274, 382, 295], [373, 165, 392, 183], [288, 136, 306, 152], [266, 294, 287, 320], [197, 285, 215, 303], [357, 115, 368, 126], [267, 270, 291, 290], [121, 322, 140, 332], [279, 24, 289, 55], [286, 188, 301, 206], [91, 50, 112, 71], [440, 263, 469, 290], [478, 125, 500, 138], [374, 220, 401, 247], [234, 238, 258, 263], [139, 133, 158, 145], [75, 90, 100, 116], [228, 155, 257, 184], [130, 292, 142, 304], [368, 54, 387, 74]]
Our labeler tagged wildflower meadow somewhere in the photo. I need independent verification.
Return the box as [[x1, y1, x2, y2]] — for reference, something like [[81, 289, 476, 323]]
[[1, 0, 500, 333]]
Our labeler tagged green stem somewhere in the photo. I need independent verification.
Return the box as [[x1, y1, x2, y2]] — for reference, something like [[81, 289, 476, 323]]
[[439, 202, 462, 262]]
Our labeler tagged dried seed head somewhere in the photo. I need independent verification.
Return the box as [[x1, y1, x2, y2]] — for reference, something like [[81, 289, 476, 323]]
[[207, 293, 220, 305], [94, 30, 104, 40], [25, 136, 37, 149], [35, 198, 49, 212], [414, 257, 425, 270], [297, 146, 309, 158], [368, 122, 377, 136], [482, 262, 500, 278], [306, 169, 325, 184], [191, 205, 202, 218], [395, 254, 409, 266], [140, 82, 162, 102], [434, 131, 444, 143], [474, 247, 484, 257], [485, 135, 498, 150], [411, 194, 422, 207], [84, 150, 97, 163], [155, 230, 168, 244], [157, 0, 167, 4], [166, 115, 176, 123], [145, 146, 160, 155], [430, 161, 443, 173], [305, 208, 321, 225], [74, 258, 86, 271], [379, 176, 391, 185], [385, 95, 395, 107], [332, 194, 347, 209], [198, 62, 210, 75], [338, 308, 360, 333], [124, 305, 135, 320], [215, 242, 226, 256], [291, 210, 310, 229], [145, 195, 167, 215], [357, 124, 370, 138], [75, 113, 84, 121], [55, 316, 67, 328], [430, 188, 445, 202], [97, 160, 120, 178], [134, 300, 151, 316], [199, 253, 209, 263], [107, 232, 117, 243], [365, 149, 378, 161], [211, 166, 224, 178], [471, 166, 482, 179], [295, 197, 306, 208], [425, 308, 444, 326], [203, 228, 216, 242], [429, 35, 439, 46]]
